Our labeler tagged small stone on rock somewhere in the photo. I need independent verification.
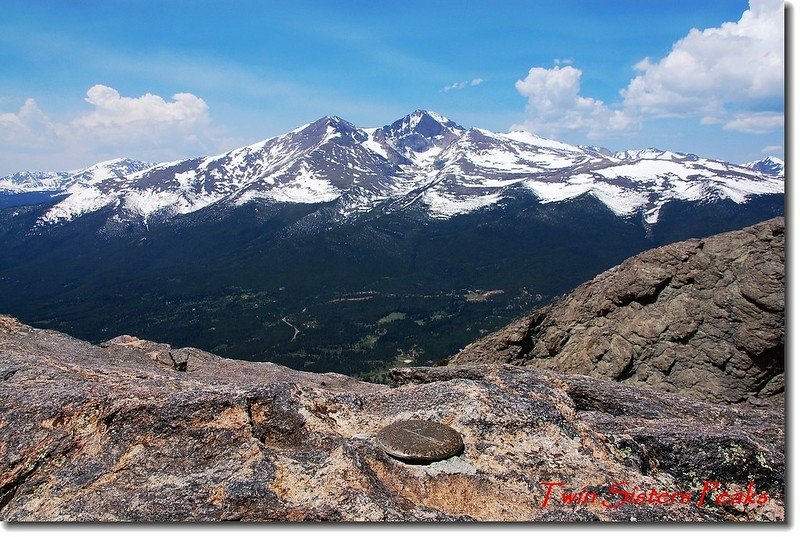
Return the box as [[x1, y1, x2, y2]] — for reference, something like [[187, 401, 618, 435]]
[[375, 419, 464, 463]]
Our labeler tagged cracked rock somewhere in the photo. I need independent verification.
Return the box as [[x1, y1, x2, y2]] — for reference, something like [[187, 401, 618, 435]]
[[451, 218, 785, 406], [0, 317, 784, 521]]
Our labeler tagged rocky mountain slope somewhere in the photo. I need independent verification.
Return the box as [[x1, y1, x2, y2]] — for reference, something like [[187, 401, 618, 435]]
[[0, 315, 784, 521], [451, 218, 784, 406], [0, 110, 783, 230]]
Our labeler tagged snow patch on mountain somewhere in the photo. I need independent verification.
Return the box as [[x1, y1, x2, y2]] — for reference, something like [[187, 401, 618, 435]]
[[423, 190, 504, 219], [500, 130, 587, 153], [521, 177, 650, 219], [240, 162, 342, 205], [41, 187, 117, 224], [119, 189, 222, 223], [360, 128, 392, 161]]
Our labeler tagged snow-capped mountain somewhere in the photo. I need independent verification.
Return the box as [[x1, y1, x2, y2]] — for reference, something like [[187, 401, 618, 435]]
[[375, 109, 466, 166], [396, 130, 782, 223], [742, 156, 784, 176], [0, 111, 784, 376], [0, 171, 74, 193], [1, 159, 151, 195], [10, 111, 784, 229]]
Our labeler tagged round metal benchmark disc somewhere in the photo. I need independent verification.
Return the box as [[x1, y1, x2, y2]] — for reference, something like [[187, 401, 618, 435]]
[[375, 419, 464, 463]]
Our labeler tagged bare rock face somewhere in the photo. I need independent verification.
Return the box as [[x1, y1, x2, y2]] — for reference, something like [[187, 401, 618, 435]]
[[451, 218, 784, 406], [0, 316, 784, 521]]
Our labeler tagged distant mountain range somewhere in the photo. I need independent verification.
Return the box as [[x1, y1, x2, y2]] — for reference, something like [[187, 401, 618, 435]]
[[0, 110, 784, 230], [0, 110, 784, 376]]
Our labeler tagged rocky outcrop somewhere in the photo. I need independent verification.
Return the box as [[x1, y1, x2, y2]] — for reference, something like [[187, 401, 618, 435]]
[[0, 316, 784, 521], [451, 218, 784, 406]]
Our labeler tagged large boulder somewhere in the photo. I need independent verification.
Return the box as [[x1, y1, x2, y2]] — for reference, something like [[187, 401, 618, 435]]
[[451, 218, 785, 406]]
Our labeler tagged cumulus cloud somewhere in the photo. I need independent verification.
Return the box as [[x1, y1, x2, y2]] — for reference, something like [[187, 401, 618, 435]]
[[0, 98, 59, 148], [621, 0, 783, 119], [443, 78, 484, 92], [0, 85, 221, 171], [723, 112, 784, 133], [513, 65, 635, 138], [75, 85, 209, 130], [514, 0, 783, 139]]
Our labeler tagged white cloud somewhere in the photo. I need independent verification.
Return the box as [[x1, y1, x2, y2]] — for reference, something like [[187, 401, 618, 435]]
[[443, 78, 484, 92], [761, 144, 782, 154], [0, 98, 59, 148], [513, 65, 635, 138], [621, 0, 783, 120], [0, 85, 223, 172], [724, 112, 784, 133], [75, 85, 209, 130], [513, 0, 783, 141]]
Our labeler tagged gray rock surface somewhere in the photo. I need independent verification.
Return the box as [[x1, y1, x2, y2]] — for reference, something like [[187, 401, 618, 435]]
[[451, 218, 785, 406], [0, 316, 784, 521]]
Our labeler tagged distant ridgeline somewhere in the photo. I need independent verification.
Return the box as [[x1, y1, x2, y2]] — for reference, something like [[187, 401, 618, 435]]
[[0, 111, 784, 375]]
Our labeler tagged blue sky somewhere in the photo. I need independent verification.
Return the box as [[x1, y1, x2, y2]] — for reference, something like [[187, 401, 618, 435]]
[[0, 0, 785, 174]]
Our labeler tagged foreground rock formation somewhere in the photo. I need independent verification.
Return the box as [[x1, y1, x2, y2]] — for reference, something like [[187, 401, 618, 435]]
[[451, 218, 785, 406], [0, 316, 784, 521]]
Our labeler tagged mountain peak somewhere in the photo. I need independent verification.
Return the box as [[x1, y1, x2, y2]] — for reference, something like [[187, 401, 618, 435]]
[[614, 147, 689, 161], [91, 157, 138, 166], [299, 115, 366, 144], [398, 109, 463, 134], [578, 144, 615, 157], [742, 156, 784, 176], [74, 157, 153, 178], [378, 110, 465, 164], [408, 109, 456, 126], [309, 115, 357, 130]]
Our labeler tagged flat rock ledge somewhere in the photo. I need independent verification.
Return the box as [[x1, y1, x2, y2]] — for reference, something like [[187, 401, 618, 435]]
[[451, 218, 785, 407], [0, 316, 784, 521]]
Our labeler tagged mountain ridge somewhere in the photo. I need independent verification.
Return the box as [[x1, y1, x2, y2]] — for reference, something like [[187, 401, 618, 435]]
[[0, 110, 784, 230]]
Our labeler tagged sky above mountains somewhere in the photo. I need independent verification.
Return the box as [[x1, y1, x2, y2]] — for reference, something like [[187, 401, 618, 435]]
[[0, 0, 785, 175]]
